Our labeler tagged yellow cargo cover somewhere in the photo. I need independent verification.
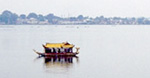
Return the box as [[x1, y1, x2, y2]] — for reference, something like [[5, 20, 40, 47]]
[[45, 42, 74, 48]]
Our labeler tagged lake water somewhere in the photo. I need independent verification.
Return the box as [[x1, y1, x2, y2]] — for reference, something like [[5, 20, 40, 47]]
[[0, 25, 150, 78]]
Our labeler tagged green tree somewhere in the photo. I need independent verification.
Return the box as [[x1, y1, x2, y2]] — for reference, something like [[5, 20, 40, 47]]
[[45, 14, 54, 23], [38, 14, 45, 21], [77, 15, 84, 20], [20, 14, 26, 19], [27, 13, 38, 19], [0, 10, 18, 24]]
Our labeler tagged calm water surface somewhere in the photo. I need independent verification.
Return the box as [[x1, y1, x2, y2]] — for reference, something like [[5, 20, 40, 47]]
[[0, 25, 150, 78]]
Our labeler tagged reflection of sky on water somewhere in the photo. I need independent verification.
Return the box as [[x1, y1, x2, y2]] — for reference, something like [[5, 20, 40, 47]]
[[36, 56, 79, 74], [2, 25, 150, 78]]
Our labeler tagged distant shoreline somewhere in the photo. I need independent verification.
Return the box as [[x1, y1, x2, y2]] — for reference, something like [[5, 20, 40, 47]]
[[1, 10, 150, 25], [0, 24, 150, 26]]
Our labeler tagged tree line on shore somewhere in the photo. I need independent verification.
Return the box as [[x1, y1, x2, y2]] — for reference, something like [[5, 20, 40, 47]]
[[0, 10, 150, 25]]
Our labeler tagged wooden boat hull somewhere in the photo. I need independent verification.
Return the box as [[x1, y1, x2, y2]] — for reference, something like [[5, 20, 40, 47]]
[[34, 51, 78, 57]]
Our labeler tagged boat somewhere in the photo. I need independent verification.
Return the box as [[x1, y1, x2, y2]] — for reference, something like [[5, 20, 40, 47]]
[[34, 42, 80, 56]]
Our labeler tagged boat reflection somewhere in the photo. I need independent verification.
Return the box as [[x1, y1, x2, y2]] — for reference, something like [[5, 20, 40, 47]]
[[44, 56, 79, 68], [35, 56, 79, 73]]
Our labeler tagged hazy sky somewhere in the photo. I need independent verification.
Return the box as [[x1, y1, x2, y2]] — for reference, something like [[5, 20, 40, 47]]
[[0, 0, 150, 17]]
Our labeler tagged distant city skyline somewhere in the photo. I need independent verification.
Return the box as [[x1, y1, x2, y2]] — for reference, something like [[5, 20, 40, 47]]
[[0, 0, 150, 17]]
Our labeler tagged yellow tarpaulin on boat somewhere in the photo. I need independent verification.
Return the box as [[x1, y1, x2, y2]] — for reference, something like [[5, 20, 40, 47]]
[[45, 43, 74, 48]]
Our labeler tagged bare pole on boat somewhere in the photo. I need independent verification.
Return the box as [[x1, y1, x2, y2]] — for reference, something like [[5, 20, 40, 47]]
[[33, 49, 41, 55], [76, 47, 80, 54]]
